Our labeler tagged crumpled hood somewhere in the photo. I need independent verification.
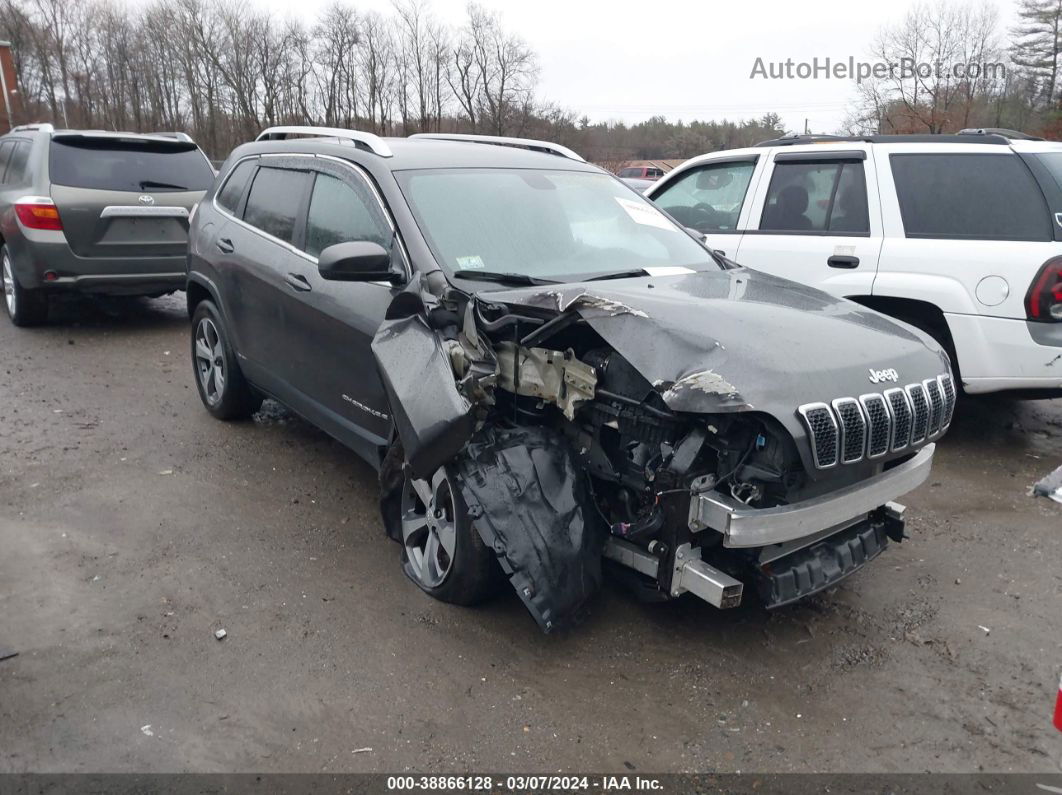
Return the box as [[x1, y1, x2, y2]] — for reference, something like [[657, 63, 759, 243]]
[[483, 268, 951, 461]]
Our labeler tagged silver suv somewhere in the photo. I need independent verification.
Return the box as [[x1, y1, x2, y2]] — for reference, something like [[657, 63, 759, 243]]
[[0, 123, 215, 325]]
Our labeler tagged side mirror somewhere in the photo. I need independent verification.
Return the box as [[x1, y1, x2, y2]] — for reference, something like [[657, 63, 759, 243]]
[[318, 241, 402, 283]]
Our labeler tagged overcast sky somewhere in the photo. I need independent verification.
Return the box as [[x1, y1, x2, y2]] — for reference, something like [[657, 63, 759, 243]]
[[132, 0, 1018, 134]]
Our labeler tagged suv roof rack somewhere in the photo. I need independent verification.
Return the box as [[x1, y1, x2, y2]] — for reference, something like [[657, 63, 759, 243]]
[[152, 131, 194, 143], [754, 130, 1034, 147], [958, 127, 1044, 141], [255, 126, 393, 158], [10, 122, 54, 134], [409, 133, 585, 162]]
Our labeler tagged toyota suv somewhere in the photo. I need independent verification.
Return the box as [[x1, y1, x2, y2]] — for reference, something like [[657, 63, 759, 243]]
[[186, 127, 954, 633], [0, 123, 215, 325], [646, 129, 1062, 397]]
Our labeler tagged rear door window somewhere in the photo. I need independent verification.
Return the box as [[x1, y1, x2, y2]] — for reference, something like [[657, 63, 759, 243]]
[[304, 172, 391, 258], [243, 166, 312, 245], [49, 138, 215, 193], [890, 153, 1050, 241], [216, 160, 255, 214], [760, 160, 869, 234], [653, 161, 756, 232]]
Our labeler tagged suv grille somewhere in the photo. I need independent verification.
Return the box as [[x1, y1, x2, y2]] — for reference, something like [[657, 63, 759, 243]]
[[798, 374, 954, 469]]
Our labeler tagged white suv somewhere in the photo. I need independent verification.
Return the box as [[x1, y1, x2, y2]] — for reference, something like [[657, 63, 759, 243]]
[[646, 130, 1062, 396]]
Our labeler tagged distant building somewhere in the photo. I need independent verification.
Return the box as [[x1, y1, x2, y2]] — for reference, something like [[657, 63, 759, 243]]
[[614, 159, 685, 180]]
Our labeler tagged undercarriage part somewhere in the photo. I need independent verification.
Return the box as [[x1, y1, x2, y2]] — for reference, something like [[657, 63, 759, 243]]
[[670, 543, 743, 609], [755, 512, 897, 608], [453, 425, 605, 633], [372, 313, 476, 480], [495, 342, 597, 420]]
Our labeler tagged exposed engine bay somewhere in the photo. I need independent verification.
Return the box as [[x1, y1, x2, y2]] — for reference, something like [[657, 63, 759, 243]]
[[374, 270, 939, 632]]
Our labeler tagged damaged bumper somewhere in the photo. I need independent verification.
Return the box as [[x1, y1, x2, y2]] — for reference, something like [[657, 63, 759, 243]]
[[688, 444, 935, 547]]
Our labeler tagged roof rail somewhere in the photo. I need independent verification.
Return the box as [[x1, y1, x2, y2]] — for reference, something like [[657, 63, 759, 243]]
[[255, 126, 392, 158], [10, 122, 54, 134], [754, 131, 1025, 147], [409, 133, 585, 162], [958, 127, 1044, 141]]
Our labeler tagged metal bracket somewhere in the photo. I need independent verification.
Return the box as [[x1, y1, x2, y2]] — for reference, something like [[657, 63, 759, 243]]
[[670, 543, 743, 608]]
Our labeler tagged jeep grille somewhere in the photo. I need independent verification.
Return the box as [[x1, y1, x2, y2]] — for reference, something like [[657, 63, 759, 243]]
[[798, 374, 954, 469]]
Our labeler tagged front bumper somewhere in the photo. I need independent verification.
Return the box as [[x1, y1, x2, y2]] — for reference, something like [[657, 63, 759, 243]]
[[688, 443, 935, 547]]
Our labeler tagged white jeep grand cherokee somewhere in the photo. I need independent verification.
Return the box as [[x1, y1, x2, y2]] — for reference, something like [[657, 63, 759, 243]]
[[646, 129, 1062, 396]]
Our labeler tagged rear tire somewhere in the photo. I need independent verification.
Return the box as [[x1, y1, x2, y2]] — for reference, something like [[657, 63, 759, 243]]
[[2, 245, 49, 326], [190, 299, 262, 420], [399, 463, 497, 606]]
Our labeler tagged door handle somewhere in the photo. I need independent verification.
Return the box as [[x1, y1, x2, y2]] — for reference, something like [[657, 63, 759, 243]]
[[216, 237, 234, 254], [285, 272, 311, 292], [827, 255, 860, 269]]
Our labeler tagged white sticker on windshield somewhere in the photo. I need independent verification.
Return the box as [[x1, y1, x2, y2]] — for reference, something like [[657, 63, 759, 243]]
[[615, 196, 676, 231], [644, 266, 696, 276], [456, 255, 485, 270]]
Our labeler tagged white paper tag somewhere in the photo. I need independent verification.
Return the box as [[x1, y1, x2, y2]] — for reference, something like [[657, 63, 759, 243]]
[[456, 255, 486, 270], [644, 266, 696, 276], [615, 197, 676, 231]]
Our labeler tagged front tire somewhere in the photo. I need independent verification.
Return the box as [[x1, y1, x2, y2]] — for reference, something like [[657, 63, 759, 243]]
[[399, 464, 496, 606], [2, 245, 48, 326], [190, 300, 261, 420]]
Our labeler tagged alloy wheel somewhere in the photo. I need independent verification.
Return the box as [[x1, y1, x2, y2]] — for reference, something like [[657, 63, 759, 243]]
[[2, 252, 15, 318], [194, 317, 226, 405], [400, 467, 458, 589]]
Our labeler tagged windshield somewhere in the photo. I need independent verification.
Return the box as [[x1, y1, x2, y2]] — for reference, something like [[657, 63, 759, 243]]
[[49, 139, 215, 193], [397, 168, 719, 282]]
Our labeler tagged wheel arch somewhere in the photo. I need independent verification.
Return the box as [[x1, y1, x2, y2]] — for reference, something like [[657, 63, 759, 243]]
[[846, 294, 960, 372], [185, 273, 217, 318]]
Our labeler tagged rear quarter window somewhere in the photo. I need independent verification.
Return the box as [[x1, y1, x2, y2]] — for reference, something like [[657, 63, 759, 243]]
[[5, 141, 32, 184], [216, 160, 255, 214], [890, 153, 1051, 241], [49, 138, 215, 193]]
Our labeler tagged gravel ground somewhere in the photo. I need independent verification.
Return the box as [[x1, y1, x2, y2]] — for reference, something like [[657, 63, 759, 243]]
[[1, 294, 1060, 774]]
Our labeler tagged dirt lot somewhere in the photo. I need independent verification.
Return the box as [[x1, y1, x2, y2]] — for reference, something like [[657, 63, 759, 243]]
[[1, 294, 1060, 774]]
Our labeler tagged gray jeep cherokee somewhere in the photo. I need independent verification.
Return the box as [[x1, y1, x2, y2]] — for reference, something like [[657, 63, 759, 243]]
[[188, 127, 954, 633], [0, 123, 215, 325]]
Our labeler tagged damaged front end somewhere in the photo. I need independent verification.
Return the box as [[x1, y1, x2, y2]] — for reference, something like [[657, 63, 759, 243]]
[[373, 270, 939, 632]]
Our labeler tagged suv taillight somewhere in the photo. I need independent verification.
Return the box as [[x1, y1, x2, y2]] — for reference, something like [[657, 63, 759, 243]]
[[14, 196, 63, 231], [1026, 257, 1062, 321]]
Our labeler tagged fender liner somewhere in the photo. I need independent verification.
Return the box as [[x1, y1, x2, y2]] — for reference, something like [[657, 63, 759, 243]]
[[453, 426, 605, 633]]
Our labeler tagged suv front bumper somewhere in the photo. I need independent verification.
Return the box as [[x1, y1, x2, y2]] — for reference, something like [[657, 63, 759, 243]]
[[688, 443, 935, 547]]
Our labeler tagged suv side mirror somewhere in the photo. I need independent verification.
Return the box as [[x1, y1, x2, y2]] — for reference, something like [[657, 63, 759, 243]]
[[318, 241, 401, 283]]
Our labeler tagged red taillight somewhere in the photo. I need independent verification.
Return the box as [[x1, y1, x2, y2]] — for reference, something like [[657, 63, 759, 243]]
[[14, 197, 63, 231], [1026, 257, 1062, 321]]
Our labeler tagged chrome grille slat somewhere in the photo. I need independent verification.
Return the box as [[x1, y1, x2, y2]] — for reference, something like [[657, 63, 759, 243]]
[[884, 387, 912, 451], [939, 374, 956, 429], [832, 397, 867, 464], [799, 373, 952, 470], [924, 378, 944, 435], [797, 403, 839, 469], [906, 383, 930, 444], [859, 394, 890, 458]]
